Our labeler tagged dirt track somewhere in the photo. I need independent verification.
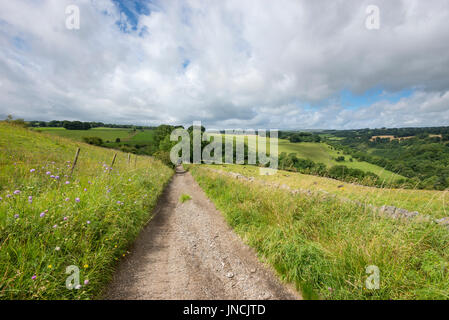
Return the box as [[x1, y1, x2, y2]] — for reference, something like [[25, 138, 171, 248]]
[[104, 166, 300, 300]]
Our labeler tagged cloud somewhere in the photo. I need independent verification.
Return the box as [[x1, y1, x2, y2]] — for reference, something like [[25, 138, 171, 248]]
[[0, 0, 449, 129]]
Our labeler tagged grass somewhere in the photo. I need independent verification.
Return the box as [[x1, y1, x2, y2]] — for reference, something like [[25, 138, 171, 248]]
[[190, 165, 449, 300], [33, 127, 135, 143], [204, 164, 449, 219], [179, 194, 192, 203], [0, 123, 173, 299]]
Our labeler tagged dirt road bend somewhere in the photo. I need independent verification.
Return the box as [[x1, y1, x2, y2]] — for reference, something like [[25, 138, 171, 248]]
[[104, 166, 300, 300]]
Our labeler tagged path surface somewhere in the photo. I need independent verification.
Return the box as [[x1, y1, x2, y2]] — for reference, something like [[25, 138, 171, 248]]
[[104, 166, 300, 300]]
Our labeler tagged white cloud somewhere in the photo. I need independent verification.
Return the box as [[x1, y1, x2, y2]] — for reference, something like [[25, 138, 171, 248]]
[[0, 0, 449, 129]]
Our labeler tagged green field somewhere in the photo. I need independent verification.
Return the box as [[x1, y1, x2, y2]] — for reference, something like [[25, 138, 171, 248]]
[[220, 134, 402, 181], [0, 123, 173, 299], [33, 127, 136, 143], [191, 165, 449, 299], [203, 164, 449, 219]]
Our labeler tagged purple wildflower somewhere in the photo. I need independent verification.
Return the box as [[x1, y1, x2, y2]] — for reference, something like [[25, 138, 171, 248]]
[[86, 221, 91, 224], [53, 224, 58, 228], [0, 196, 2, 201], [14, 214, 19, 219], [55, 176, 60, 180], [75, 197, 80, 203], [63, 217, 68, 221], [84, 188, 87, 192], [28, 196, 33, 203], [65, 198, 70, 202], [46, 171, 51, 175], [40, 212, 45, 218], [13, 190, 21, 195], [30, 169, 36, 173], [50, 175, 55, 178], [84, 279, 89, 285], [31, 275, 37, 280], [6, 194, 12, 198], [65, 181, 70, 185]]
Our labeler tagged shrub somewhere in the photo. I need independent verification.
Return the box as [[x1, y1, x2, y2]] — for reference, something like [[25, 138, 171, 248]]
[[82, 136, 104, 146]]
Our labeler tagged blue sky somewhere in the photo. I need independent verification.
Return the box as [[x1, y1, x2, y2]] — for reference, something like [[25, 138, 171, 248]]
[[0, 0, 449, 129]]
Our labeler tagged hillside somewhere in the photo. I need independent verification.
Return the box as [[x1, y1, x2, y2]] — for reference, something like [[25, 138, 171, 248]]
[[0, 123, 173, 299], [190, 165, 449, 299], [203, 164, 448, 219]]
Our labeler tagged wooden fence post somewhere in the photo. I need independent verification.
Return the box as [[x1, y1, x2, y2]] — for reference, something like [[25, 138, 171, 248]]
[[110, 153, 117, 172], [69, 148, 81, 178]]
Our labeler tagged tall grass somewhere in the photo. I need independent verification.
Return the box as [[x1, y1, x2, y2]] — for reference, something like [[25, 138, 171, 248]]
[[206, 164, 449, 219], [0, 123, 173, 299], [191, 166, 449, 300]]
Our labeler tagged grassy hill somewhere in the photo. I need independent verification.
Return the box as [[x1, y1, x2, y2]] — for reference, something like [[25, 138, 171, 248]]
[[0, 123, 173, 299], [203, 164, 448, 219], [190, 164, 449, 299], [219, 134, 402, 181]]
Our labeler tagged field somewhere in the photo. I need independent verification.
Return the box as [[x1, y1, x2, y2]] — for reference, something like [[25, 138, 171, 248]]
[[219, 134, 402, 181], [33, 127, 135, 143], [204, 164, 449, 219], [0, 123, 173, 299], [190, 165, 449, 299]]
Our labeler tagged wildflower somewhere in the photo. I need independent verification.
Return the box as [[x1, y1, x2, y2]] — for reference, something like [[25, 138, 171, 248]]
[[117, 201, 121, 205], [88, 181, 92, 184], [53, 224, 58, 228], [14, 214, 19, 219], [128, 179, 131, 182], [6, 194, 12, 198], [86, 221, 91, 224], [83, 264, 89, 269], [65, 181, 70, 185], [84, 188, 87, 192], [40, 212, 45, 218], [44, 209, 48, 213], [50, 175, 55, 178], [84, 279, 89, 285], [28, 196, 33, 203], [55, 246, 61, 251], [75, 284, 81, 290], [46, 171, 51, 175], [63, 216, 68, 221], [48, 265, 52, 269], [55, 176, 60, 180], [65, 198, 70, 202], [31, 275, 37, 280], [13, 190, 21, 195], [0, 196, 3, 201], [75, 197, 80, 203], [30, 169, 36, 173]]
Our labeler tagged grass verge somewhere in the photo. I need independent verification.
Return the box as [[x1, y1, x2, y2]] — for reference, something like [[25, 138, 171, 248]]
[[190, 165, 449, 300]]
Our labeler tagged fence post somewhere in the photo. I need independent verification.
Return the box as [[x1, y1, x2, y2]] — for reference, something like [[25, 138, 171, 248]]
[[110, 153, 117, 172], [69, 148, 81, 178]]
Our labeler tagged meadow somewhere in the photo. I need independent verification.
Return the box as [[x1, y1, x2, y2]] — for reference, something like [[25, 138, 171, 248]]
[[0, 123, 173, 299], [218, 134, 401, 181], [33, 127, 135, 143], [205, 164, 449, 219], [190, 165, 449, 300]]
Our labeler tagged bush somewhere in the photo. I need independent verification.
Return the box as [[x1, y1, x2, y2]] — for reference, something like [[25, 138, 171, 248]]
[[82, 136, 104, 146]]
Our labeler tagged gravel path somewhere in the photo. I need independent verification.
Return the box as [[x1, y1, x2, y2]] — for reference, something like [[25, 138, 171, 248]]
[[104, 166, 300, 300]]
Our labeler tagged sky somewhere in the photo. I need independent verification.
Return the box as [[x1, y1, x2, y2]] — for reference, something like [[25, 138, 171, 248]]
[[1, 0, 449, 130]]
